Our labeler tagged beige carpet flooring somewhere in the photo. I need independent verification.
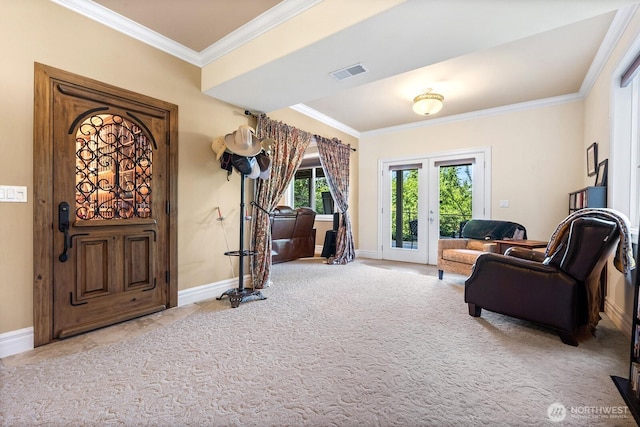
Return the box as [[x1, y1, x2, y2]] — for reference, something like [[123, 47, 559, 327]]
[[0, 258, 635, 426]]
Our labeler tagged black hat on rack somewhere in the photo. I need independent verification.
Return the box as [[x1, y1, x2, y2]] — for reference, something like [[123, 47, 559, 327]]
[[231, 154, 255, 175], [256, 152, 272, 179]]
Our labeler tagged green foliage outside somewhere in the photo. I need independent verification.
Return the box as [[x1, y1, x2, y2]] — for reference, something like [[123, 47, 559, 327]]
[[293, 168, 331, 213], [314, 177, 330, 213], [293, 178, 310, 209], [390, 165, 472, 242], [439, 165, 472, 237], [391, 169, 418, 241]]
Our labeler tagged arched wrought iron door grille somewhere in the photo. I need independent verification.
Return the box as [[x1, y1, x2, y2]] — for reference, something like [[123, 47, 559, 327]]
[[75, 114, 152, 220]]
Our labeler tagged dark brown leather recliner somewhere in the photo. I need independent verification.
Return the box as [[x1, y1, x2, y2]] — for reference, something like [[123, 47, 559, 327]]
[[270, 206, 316, 264], [464, 215, 619, 346]]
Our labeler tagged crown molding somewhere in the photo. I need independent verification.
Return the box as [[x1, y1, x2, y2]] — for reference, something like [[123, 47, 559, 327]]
[[580, 3, 640, 96], [51, 0, 321, 67], [51, 0, 203, 65], [289, 104, 361, 138], [199, 0, 322, 66], [293, 93, 584, 139], [360, 93, 584, 137]]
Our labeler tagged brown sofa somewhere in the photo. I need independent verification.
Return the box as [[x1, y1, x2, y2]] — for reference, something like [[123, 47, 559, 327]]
[[437, 219, 527, 279], [270, 206, 316, 264]]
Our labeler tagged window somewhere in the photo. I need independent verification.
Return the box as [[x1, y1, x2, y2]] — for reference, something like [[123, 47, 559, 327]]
[[631, 78, 640, 231], [292, 166, 334, 214], [612, 44, 640, 241]]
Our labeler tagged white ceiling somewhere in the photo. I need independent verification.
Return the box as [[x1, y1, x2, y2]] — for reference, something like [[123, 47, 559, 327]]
[[55, 0, 640, 136]]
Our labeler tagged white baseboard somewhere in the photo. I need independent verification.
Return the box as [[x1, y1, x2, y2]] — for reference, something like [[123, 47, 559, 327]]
[[356, 250, 379, 259], [0, 327, 34, 359], [604, 297, 633, 339], [178, 275, 251, 306], [0, 275, 252, 359]]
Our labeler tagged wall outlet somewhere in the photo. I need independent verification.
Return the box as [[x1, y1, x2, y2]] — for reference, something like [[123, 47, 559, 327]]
[[499, 199, 509, 208]]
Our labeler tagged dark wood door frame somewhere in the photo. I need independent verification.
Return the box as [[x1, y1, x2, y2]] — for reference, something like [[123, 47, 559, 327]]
[[33, 63, 178, 347]]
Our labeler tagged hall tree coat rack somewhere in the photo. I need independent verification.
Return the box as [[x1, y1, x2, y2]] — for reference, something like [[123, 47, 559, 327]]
[[217, 172, 266, 308]]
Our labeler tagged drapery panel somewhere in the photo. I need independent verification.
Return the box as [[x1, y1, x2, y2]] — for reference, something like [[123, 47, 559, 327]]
[[317, 136, 355, 264], [251, 116, 312, 288]]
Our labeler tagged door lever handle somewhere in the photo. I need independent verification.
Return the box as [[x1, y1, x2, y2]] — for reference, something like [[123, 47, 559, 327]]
[[58, 202, 71, 262]]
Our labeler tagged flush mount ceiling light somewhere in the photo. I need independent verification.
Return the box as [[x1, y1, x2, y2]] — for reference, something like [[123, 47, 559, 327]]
[[412, 89, 444, 115]]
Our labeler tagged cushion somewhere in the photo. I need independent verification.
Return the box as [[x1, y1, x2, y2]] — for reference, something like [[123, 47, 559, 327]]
[[442, 248, 485, 264], [466, 240, 486, 251]]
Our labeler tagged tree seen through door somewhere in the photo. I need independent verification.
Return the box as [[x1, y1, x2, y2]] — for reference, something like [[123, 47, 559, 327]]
[[439, 164, 473, 237], [391, 169, 419, 248]]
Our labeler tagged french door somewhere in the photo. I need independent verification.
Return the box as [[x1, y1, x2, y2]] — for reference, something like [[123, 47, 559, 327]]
[[427, 151, 489, 265], [381, 160, 428, 263], [380, 149, 490, 265]]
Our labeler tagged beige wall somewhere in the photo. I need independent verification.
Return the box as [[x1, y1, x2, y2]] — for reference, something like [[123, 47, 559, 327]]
[[358, 101, 585, 253], [356, 6, 640, 334], [2, 0, 638, 340], [0, 1, 353, 335]]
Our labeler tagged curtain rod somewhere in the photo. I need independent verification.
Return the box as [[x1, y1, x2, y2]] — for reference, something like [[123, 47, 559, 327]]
[[316, 135, 357, 152], [245, 110, 357, 152], [244, 110, 261, 119]]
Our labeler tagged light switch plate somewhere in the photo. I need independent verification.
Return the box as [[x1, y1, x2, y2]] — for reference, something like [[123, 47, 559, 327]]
[[0, 185, 27, 203]]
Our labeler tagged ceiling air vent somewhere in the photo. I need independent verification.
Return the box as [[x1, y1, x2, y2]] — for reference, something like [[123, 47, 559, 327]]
[[330, 63, 368, 81]]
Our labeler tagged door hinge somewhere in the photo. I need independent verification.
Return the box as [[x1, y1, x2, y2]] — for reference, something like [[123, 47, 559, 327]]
[[165, 270, 170, 284], [166, 200, 170, 215]]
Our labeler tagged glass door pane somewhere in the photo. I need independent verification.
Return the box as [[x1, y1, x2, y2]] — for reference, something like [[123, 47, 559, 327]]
[[438, 164, 472, 238], [391, 169, 419, 249], [381, 161, 427, 263]]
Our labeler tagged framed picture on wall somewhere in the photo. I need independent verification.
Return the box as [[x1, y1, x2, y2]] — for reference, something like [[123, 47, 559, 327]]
[[595, 159, 608, 186], [587, 142, 598, 176]]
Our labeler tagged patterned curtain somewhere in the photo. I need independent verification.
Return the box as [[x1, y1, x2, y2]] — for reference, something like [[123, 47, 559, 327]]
[[317, 136, 355, 264], [251, 116, 312, 288]]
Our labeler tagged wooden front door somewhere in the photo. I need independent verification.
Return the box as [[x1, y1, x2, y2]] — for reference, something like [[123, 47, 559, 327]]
[[34, 64, 178, 346]]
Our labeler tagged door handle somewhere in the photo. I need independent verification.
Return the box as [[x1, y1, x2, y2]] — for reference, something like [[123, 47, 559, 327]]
[[58, 202, 71, 262]]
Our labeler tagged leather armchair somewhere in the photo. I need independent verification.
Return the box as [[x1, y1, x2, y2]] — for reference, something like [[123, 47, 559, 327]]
[[438, 219, 527, 279], [464, 216, 619, 346], [270, 206, 316, 264]]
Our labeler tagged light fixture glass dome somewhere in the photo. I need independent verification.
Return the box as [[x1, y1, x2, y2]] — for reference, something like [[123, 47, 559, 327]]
[[412, 90, 444, 115]]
